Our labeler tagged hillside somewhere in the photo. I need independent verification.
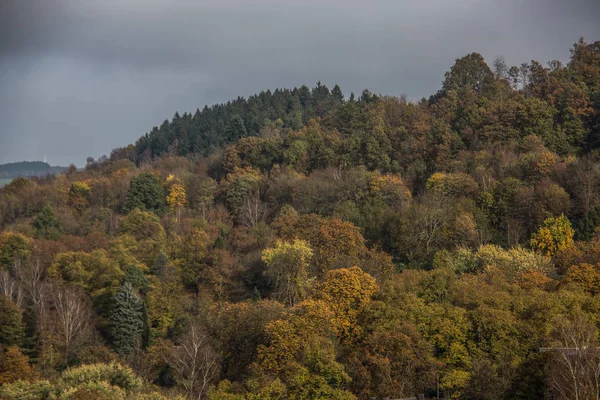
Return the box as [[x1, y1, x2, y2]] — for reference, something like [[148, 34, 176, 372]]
[[0, 39, 599, 399], [0, 161, 66, 179]]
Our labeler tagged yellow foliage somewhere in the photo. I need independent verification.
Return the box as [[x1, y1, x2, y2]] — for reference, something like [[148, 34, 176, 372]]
[[476, 244, 552, 276], [257, 319, 302, 374], [564, 263, 600, 294], [440, 368, 470, 399], [317, 266, 378, 338], [370, 173, 412, 205], [426, 172, 478, 197], [166, 183, 188, 211], [530, 214, 574, 256], [70, 181, 91, 194]]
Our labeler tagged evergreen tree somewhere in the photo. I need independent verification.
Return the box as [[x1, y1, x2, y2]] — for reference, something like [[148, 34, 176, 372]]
[[109, 283, 145, 357], [252, 286, 261, 302], [331, 84, 344, 104], [151, 251, 169, 276], [32, 205, 61, 239], [577, 205, 600, 241], [123, 265, 151, 295], [0, 296, 24, 348], [124, 172, 166, 215], [0, 347, 37, 384], [226, 115, 248, 143]]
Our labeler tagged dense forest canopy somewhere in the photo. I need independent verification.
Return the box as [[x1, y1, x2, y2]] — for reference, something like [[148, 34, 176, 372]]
[[1, 38, 600, 399]]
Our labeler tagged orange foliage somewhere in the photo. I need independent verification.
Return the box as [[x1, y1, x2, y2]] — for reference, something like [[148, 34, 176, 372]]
[[0, 347, 38, 384]]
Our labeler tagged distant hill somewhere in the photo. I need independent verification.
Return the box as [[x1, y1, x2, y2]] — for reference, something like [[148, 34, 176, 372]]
[[0, 161, 66, 180]]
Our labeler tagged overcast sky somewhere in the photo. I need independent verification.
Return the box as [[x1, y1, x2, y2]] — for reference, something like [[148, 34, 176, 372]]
[[1, 0, 599, 166]]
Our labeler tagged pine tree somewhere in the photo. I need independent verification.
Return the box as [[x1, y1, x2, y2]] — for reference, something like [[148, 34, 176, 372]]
[[110, 283, 145, 357], [225, 115, 248, 143], [331, 84, 344, 104], [123, 265, 151, 295]]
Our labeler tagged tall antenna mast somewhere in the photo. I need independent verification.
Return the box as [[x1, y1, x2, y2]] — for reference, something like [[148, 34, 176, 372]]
[[44, 154, 47, 163]]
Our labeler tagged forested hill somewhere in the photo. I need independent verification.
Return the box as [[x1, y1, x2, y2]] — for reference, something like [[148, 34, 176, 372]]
[[131, 83, 346, 162], [0, 161, 66, 179], [2, 39, 600, 399], [115, 39, 600, 175]]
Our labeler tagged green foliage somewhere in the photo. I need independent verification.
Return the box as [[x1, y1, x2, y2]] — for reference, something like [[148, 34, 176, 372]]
[[262, 239, 314, 307], [441, 52, 495, 94], [49, 250, 124, 294], [135, 84, 343, 159], [577, 205, 600, 240], [226, 115, 248, 143], [58, 362, 143, 392], [0, 232, 30, 269], [0, 362, 160, 400], [123, 264, 151, 295], [0, 295, 24, 347], [32, 204, 62, 239], [0, 380, 52, 400], [124, 173, 166, 215], [222, 167, 262, 220], [151, 251, 169, 276], [185, 175, 217, 213], [109, 283, 145, 356]]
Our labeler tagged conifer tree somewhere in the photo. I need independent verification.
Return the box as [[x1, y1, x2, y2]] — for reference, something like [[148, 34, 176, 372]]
[[225, 115, 248, 143], [0, 295, 23, 348], [109, 283, 145, 357], [0, 347, 37, 384]]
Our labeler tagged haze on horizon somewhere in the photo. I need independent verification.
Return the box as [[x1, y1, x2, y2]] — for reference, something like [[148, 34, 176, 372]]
[[1, 0, 599, 166]]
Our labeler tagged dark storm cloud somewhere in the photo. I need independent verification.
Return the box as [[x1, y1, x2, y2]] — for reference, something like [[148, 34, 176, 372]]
[[1, 0, 599, 166]]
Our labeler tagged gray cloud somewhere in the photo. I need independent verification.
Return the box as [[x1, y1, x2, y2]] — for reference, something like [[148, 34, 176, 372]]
[[1, 0, 599, 166]]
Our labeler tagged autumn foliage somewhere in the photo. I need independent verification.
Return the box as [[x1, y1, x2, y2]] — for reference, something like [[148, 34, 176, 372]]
[[0, 39, 600, 399]]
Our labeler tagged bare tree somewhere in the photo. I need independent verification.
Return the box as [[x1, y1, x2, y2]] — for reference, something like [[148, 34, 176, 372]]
[[519, 62, 531, 95], [239, 191, 266, 227], [508, 66, 520, 90], [50, 283, 94, 362], [165, 324, 220, 400], [547, 315, 600, 400], [14, 256, 48, 323], [492, 56, 508, 80], [408, 194, 453, 259], [0, 270, 23, 309], [331, 165, 344, 182], [547, 60, 564, 72]]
